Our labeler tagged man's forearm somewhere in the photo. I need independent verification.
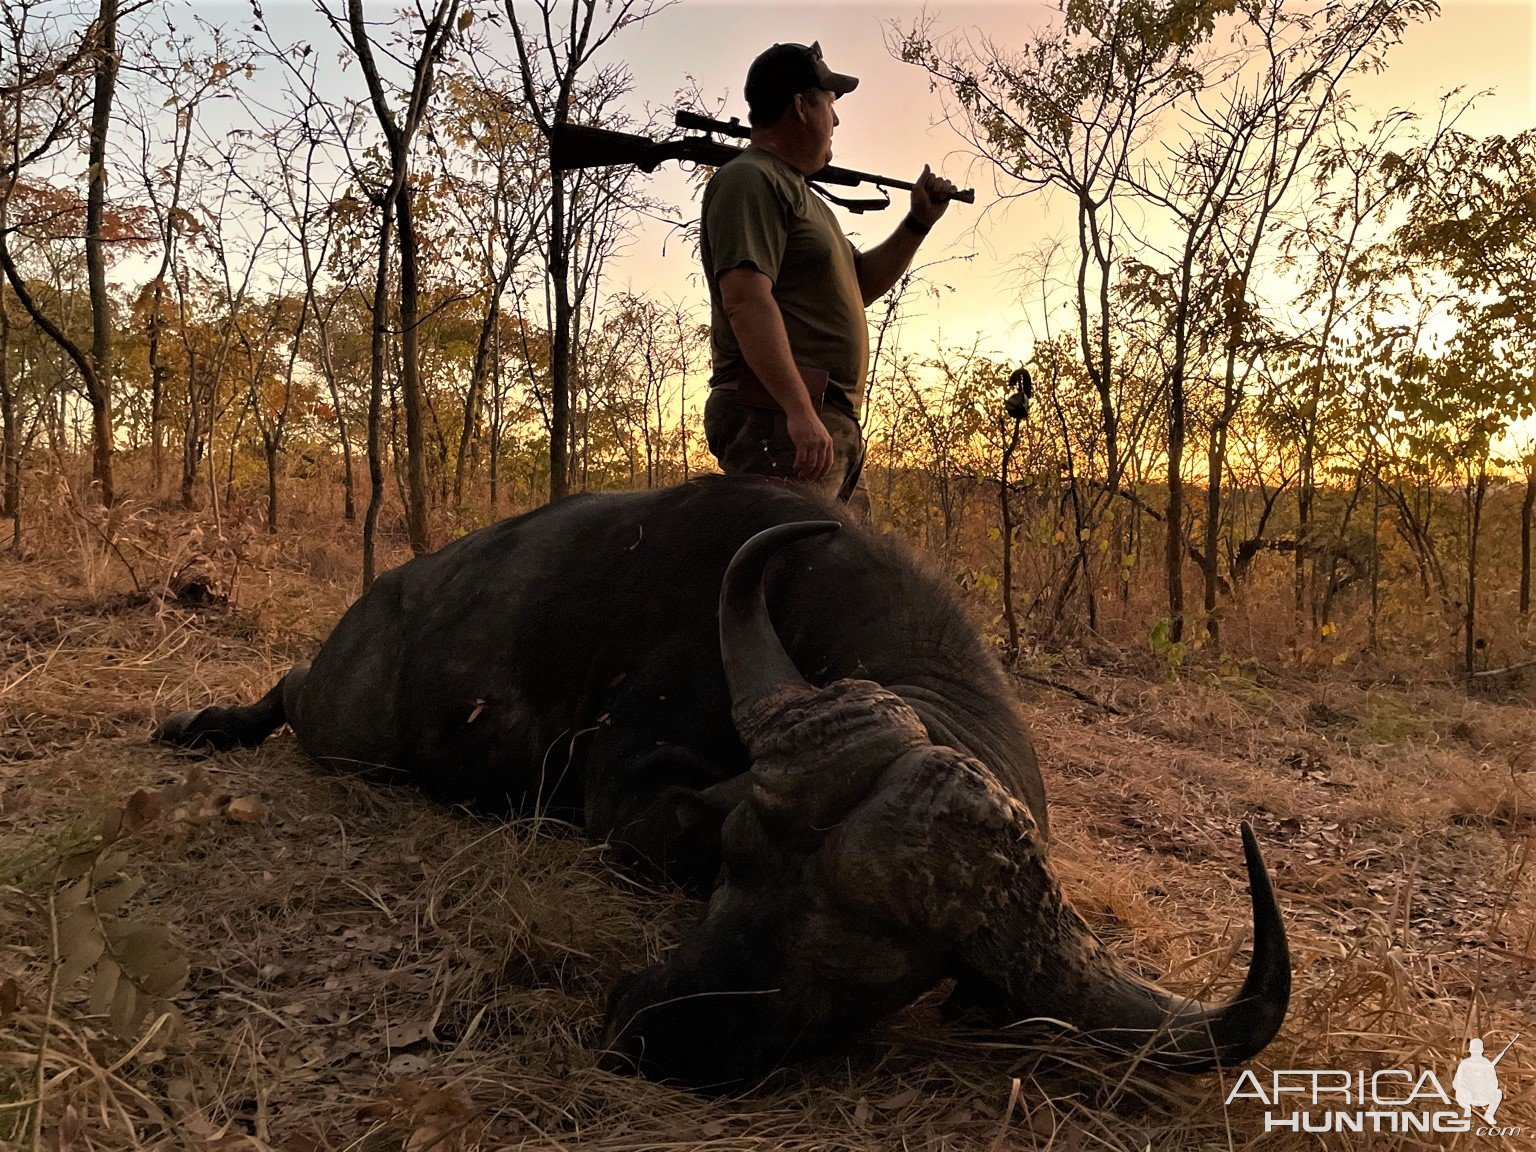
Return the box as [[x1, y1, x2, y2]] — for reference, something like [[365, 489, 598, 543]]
[[856, 221, 925, 305], [724, 296, 819, 418]]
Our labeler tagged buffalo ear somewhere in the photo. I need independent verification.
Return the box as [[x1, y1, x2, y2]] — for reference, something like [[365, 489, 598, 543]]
[[610, 777, 751, 896], [668, 775, 751, 832], [671, 793, 715, 834]]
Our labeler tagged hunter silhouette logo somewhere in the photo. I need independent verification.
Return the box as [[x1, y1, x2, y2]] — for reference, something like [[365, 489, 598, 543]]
[[1227, 1033, 1523, 1137], [1455, 1035, 1516, 1125]]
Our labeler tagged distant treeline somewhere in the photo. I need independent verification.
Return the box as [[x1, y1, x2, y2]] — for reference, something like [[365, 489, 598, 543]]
[[1, 0, 1532, 675]]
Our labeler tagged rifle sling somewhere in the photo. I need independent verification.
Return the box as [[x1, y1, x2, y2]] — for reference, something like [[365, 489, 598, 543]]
[[810, 183, 891, 214]]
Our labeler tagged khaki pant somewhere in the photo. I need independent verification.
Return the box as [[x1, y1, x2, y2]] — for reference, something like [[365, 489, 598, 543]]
[[704, 387, 870, 519]]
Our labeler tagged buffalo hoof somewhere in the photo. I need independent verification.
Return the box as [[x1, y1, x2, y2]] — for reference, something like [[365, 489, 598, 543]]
[[154, 709, 202, 745], [153, 708, 240, 752]]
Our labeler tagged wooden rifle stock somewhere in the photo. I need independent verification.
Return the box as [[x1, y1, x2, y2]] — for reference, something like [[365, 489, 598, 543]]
[[550, 121, 975, 208], [551, 123, 740, 175]]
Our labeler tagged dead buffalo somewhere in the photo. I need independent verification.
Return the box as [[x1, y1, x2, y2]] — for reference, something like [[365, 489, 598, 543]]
[[155, 476, 1288, 1090]]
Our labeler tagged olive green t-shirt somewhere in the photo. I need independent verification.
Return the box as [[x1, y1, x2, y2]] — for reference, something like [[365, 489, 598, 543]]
[[701, 146, 868, 414]]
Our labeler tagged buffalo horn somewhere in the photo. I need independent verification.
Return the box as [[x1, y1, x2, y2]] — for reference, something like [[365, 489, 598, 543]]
[[1082, 822, 1290, 1069], [965, 821, 1290, 1071], [718, 521, 839, 710]]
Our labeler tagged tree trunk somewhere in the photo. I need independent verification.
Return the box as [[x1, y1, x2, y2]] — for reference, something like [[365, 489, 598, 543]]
[[339, 0, 455, 549], [313, 319, 355, 522], [0, 237, 114, 510], [146, 278, 168, 495], [1078, 198, 1121, 498], [547, 172, 571, 502], [1321, 468, 1363, 627], [395, 183, 429, 553], [454, 266, 511, 512], [1368, 466, 1381, 651], [1000, 420, 1021, 664], [180, 402, 200, 509], [264, 437, 279, 533], [361, 202, 395, 590], [1166, 366, 1186, 641], [489, 326, 503, 512], [1202, 425, 1223, 643], [84, 0, 119, 506], [1295, 432, 1313, 620], [0, 283, 17, 541], [308, 295, 354, 522], [1521, 465, 1533, 624], [1464, 462, 1488, 678], [221, 402, 246, 519]]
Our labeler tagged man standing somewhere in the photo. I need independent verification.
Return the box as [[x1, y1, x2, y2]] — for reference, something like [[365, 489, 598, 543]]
[[701, 41, 957, 509]]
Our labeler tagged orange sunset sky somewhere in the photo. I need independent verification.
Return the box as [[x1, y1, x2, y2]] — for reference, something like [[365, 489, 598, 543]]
[[188, 1, 1533, 381], [572, 0, 1534, 371]]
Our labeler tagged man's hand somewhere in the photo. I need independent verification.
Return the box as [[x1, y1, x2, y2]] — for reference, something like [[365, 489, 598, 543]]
[[910, 165, 959, 228], [718, 266, 835, 481], [786, 407, 833, 482]]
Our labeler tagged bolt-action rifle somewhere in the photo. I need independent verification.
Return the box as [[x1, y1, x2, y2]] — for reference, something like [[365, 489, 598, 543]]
[[550, 110, 975, 214]]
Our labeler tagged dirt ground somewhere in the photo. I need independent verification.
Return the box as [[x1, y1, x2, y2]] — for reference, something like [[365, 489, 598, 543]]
[[2, 525, 1534, 1151]]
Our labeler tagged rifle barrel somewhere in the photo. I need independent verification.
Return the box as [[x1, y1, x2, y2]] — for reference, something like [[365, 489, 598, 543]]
[[553, 119, 976, 207], [817, 164, 976, 205], [674, 110, 974, 204]]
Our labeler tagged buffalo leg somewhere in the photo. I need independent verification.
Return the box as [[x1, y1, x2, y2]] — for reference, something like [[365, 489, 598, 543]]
[[154, 666, 308, 751]]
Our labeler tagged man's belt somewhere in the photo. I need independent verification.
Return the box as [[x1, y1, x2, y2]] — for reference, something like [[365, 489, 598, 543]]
[[733, 363, 830, 414]]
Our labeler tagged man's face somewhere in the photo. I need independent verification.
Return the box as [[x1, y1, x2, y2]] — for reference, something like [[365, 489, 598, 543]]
[[796, 88, 839, 167]]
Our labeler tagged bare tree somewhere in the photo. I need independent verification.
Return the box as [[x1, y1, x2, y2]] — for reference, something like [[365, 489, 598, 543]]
[[317, 0, 461, 583], [504, 0, 660, 501], [1521, 444, 1534, 626], [1195, 0, 1433, 644], [172, 152, 268, 521], [898, 4, 1213, 637], [431, 54, 544, 513], [0, 0, 133, 507], [898, 3, 1198, 508], [1278, 106, 1424, 621], [248, 16, 373, 523], [0, 281, 16, 540], [80, 0, 119, 503], [128, 20, 241, 496]]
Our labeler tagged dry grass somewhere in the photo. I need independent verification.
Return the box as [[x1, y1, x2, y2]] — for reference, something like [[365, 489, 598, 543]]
[[1, 507, 1533, 1150]]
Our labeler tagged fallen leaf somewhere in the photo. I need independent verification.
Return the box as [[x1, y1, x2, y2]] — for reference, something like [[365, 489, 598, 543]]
[[125, 788, 163, 832], [226, 796, 268, 823], [385, 1018, 436, 1050], [388, 1053, 433, 1076]]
